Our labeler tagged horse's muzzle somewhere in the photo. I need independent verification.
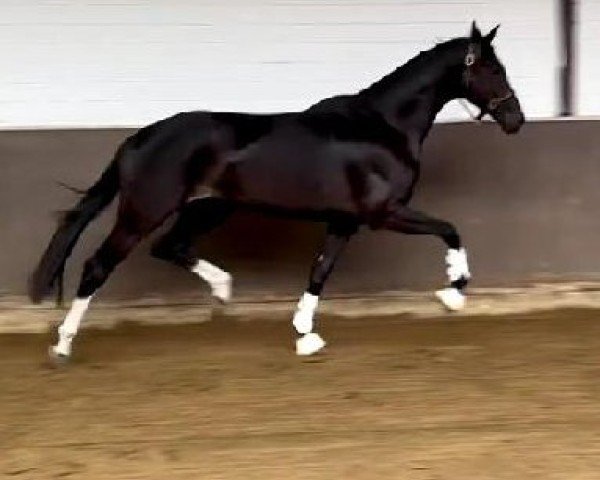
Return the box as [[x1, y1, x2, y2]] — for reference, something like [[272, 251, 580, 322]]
[[501, 111, 525, 134], [495, 96, 525, 134]]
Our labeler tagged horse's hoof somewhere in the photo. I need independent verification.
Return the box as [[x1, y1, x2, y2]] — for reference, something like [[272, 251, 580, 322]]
[[48, 346, 70, 365], [296, 333, 326, 356], [435, 287, 465, 311], [212, 294, 229, 307]]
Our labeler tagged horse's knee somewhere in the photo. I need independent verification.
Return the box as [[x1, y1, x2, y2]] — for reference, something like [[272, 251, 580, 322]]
[[150, 236, 193, 268], [150, 237, 173, 261], [440, 222, 460, 249]]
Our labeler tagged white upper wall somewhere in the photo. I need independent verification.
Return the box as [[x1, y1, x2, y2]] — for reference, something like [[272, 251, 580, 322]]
[[1, 0, 558, 128], [578, 1, 599, 115]]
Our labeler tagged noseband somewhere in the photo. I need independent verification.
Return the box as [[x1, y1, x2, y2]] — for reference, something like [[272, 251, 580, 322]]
[[486, 90, 514, 112], [463, 44, 514, 120]]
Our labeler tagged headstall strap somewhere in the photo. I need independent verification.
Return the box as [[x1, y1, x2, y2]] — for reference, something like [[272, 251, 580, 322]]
[[487, 90, 514, 112], [462, 43, 513, 120], [465, 44, 476, 67], [463, 43, 477, 87]]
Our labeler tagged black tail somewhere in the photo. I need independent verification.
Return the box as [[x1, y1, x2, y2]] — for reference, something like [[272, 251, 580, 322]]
[[28, 155, 121, 304]]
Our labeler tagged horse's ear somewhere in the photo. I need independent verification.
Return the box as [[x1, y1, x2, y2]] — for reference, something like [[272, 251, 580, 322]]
[[485, 24, 500, 43], [470, 21, 482, 42]]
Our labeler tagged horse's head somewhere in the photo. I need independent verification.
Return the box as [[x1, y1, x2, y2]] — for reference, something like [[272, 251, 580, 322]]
[[462, 22, 524, 134]]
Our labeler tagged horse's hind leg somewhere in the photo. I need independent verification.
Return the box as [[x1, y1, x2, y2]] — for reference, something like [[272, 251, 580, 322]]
[[51, 205, 174, 360], [293, 220, 357, 355], [151, 197, 234, 302]]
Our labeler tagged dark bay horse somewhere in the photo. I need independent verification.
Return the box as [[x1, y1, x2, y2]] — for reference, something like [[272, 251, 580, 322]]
[[30, 22, 524, 359]]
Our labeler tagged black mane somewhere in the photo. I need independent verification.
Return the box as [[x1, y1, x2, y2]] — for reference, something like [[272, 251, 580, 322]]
[[359, 37, 469, 98], [305, 36, 469, 115]]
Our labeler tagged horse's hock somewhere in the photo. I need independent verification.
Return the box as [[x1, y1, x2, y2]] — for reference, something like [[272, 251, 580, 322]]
[[2, 120, 600, 308]]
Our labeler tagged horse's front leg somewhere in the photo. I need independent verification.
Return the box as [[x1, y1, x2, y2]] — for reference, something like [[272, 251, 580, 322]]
[[379, 205, 471, 311], [293, 220, 357, 355]]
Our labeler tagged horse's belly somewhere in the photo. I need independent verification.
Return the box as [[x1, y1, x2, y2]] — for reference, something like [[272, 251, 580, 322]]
[[220, 151, 356, 213]]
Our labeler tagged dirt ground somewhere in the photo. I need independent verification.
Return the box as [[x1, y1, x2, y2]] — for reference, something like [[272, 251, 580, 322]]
[[1, 308, 600, 480]]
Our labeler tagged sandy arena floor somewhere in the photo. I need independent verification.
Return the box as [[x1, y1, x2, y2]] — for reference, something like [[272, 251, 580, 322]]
[[1, 308, 600, 479]]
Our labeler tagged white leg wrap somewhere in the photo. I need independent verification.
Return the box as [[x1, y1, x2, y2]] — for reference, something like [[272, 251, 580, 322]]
[[52, 296, 92, 357], [445, 248, 471, 282], [435, 248, 470, 311], [292, 292, 319, 335], [296, 333, 326, 356], [191, 260, 232, 303], [292, 293, 326, 355]]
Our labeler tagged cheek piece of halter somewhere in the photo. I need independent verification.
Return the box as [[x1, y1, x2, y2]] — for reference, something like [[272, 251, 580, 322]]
[[463, 44, 514, 121]]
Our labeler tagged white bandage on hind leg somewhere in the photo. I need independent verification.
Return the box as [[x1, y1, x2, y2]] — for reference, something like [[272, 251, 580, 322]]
[[191, 260, 232, 302], [445, 248, 471, 282], [292, 292, 319, 335], [52, 296, 92, 357], [436, 248, 470, 311]]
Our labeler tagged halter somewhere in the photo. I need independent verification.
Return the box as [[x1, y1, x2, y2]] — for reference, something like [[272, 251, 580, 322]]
[[486, 90, 514, 112], [462, 44, 514, 121]]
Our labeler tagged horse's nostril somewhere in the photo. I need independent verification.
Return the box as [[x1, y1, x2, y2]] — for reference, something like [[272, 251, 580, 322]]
[[505, 112, 524, 128]]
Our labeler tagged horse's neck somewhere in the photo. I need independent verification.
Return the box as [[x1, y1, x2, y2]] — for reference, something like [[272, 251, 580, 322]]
[[362, 46, 465, 151]]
